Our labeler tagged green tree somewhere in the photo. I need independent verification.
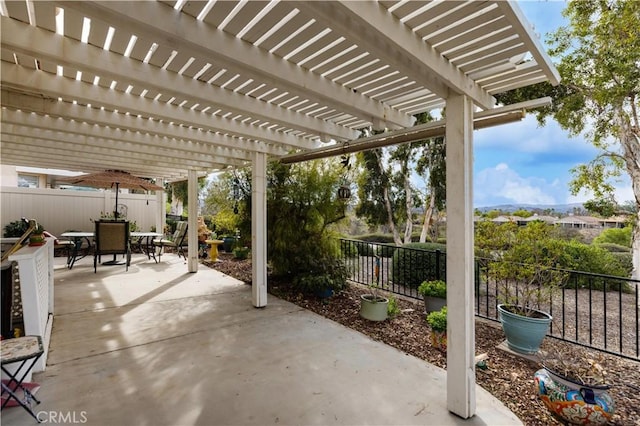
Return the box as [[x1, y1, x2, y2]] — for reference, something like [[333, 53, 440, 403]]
[[481, 221, 570, 315], [415, 112, 446, 243], [355, 147, 405, 244], [168, 178, 206, 216], [496, 1, 640, 279], [355, 113, 442, 245], [268, 159, 349, 293], [203, 172, 244, 236], [583, 198, 617, 218], [512, 209, 533, 218]]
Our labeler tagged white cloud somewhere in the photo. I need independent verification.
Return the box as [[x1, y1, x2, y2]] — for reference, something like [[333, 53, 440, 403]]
[[566, 184, 635, 205], [475, 115, 595, 157], [475, 163, 558, 206]]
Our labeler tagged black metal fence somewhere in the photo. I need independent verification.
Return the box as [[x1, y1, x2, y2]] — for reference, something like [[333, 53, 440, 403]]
[[339, 238, 640, 361]]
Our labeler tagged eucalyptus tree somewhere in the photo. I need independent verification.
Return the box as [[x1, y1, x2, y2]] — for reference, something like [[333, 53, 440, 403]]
[[415, 132, 445, 243], [355, 112, 444, 245], [496, 1, 640, 278]]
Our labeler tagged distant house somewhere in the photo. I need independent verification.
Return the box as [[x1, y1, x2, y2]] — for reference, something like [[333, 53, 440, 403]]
[[491, 215, 522, 225], [556, 215, 602, 229], [524, 214, 558, 224], [600, 215, 628, 229]]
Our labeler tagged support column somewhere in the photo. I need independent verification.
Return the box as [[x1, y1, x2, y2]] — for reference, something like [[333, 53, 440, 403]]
[[252, 152, 268, 307], [156, 177, 165, 235], [187, 170, 198, 273], [445, 94, 476, 418]]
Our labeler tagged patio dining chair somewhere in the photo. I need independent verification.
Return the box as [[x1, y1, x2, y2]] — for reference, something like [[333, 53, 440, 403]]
[[153, 221, 188, 262], [93, 220, 131, 273]]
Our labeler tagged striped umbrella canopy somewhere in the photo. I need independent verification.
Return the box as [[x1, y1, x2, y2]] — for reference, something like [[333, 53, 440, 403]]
[[60, 170, 164, 219]]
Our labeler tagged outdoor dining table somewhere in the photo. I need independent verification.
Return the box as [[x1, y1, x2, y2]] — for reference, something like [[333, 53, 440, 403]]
[[59, 231, 93, 269], [60, 231, 163, 268], [131, 232, 163, 263]]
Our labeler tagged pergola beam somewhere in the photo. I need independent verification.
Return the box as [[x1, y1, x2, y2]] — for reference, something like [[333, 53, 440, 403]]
[[1, 135, 237, 172], [1, 111, 251, 164], [280, 98, 552, 164], [58, 0, 413, 129], [1, 141, 219, 177], [0, 16, 356, 142], [2, 84, 292, 155], [1, 88, 278, 159], [293, 1, 496, 110]]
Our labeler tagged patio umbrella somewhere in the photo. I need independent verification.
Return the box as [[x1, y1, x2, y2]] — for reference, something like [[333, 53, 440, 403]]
[[59, 170, 164, 219]]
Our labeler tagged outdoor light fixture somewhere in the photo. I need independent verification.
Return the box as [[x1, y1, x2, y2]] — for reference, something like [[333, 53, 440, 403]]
[[337, 185, 351, 200], [337, 153, 352, 200], [232, 177, 240, 214]]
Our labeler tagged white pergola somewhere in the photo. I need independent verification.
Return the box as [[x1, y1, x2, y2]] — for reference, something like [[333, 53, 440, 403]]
[[0, 0, 559, 419]]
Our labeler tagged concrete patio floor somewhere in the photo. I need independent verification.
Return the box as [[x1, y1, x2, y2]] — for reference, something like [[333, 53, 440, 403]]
[[2, 253, 522, 425]]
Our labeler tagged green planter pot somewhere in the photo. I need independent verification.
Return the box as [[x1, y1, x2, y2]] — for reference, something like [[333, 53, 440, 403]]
[[359, 294, 389, 321], [497, 304, 552, 355], [424, 296, 446, 314], [222, 237, 236, 252]]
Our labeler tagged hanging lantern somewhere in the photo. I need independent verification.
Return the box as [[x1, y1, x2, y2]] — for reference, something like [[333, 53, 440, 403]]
[[232, 177, 241, 214], [337, 185, 351, 200], [232, 177, 240, 200]]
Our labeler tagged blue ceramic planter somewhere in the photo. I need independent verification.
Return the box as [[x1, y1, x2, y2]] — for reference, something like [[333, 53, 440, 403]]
[[497, 304, 552, 354]]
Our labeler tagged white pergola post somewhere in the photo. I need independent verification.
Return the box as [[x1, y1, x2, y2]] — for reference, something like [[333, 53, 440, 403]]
[[445, 94, 476, 418], [156, 177, 165, 235], [187, 169, 199, 273], [251, 151, 268, 307]]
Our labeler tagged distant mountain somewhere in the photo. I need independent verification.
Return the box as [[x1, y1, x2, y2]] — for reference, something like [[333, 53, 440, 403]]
[[476, 203, 584, 214]]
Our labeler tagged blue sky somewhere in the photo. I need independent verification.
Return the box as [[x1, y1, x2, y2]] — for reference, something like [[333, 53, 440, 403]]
[[473, 0, 633, 208]]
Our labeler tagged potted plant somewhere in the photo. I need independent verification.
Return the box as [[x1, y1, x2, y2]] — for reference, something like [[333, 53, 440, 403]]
[[489, 223, 569, 354], [28, 223, 47, 246], [534, 347, 615, 425], [426, 306, 447, 352], [418, 279, 446, 313], [359, 283, 389, 321]]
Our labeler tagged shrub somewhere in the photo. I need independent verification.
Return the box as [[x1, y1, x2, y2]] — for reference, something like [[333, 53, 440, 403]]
[[350, 240, 397, 257], [375, 243, 396, 258], [595, 243, 631, 253], [560, 241, 627, 279], [353, 233, 395, 243], [418, 280, 446, 298], [391, 242, 446, 289], [291, 253, 348, 294], [165, 218, 177, 235], [268, 159, 349, 295], [232, 246, 250, 260], [3, 220, 30, 237], [351, 241, 375, 256], [593, 226, 631, 247], [340, 240, 359, 258], [387, 295, 400, 318], [426, 306, 447, 332], [611, 252, 633, 277]]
